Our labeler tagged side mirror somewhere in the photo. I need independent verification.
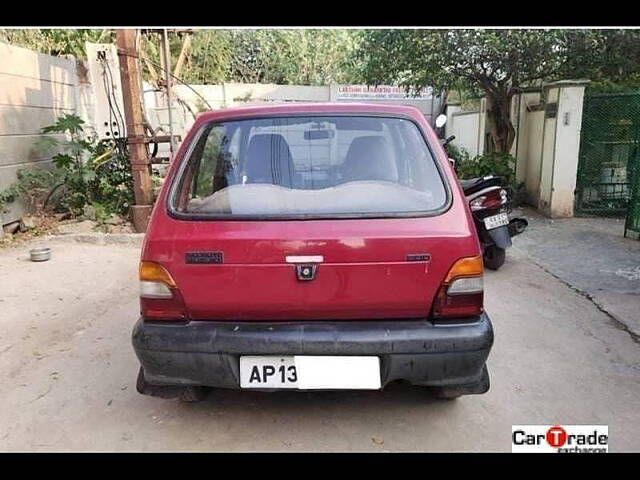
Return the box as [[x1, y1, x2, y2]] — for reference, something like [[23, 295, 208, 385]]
[[443, 135, 456, 147], [435, 114, 447, 129]]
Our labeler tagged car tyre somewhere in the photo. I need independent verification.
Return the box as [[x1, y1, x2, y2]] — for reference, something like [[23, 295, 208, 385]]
[[484, 245, 506, 270], [427, 365, 490, 400], [179, 386, 209, 403], [428, 388, 462, 401]]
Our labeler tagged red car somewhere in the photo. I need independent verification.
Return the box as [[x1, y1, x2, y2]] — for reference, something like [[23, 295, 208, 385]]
[[133, 103, 493, 402]]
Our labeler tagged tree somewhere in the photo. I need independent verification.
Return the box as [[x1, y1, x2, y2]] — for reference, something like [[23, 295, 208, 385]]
[[1, 28, 364, 87], [358, 30, 582, 153], [561, 29, 640, 92], [161, 29, 363, 86], [0, 29, 112, 58], [250, 29, 363, 85]]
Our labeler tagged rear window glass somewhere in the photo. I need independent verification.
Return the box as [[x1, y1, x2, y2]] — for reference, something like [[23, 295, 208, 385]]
[[170, 116, 447, 218]]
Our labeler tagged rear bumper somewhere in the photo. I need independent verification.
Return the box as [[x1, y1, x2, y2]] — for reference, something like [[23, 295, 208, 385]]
[[132, 313, 494, 391]]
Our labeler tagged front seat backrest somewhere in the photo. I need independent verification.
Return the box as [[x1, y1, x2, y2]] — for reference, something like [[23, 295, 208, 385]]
[[244, 133, 295, 188], [341, 135, 398, 183]]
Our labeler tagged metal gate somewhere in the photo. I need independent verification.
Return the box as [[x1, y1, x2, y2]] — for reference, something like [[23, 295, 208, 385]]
[[576, 92, 640, 238], [627, 156, 640, 238]]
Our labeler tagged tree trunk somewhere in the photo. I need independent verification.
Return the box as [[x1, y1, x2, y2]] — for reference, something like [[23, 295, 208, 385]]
[[485, 90, 516, 154]]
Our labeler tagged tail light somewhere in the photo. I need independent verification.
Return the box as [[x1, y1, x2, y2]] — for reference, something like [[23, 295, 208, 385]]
[[139, 261, 187, 321], [432, 255, 484, 321], [469, 188, 507, 211]]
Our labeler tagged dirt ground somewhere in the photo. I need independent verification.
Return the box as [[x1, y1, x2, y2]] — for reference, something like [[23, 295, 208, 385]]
[[0, 236, 639, 452]]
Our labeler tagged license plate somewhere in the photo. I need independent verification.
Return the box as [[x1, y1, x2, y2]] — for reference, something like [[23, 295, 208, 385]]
[[239, 356, 381, 390], [483, 212, 509, 230]]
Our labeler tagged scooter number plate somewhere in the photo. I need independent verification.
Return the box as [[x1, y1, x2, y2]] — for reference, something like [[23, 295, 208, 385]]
[[484, 212, 509, 230]]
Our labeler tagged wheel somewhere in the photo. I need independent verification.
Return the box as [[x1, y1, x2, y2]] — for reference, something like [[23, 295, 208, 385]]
[[428, 366, 490, 400], [429, 388, 462, 400], [136, 366, 148, 394], [179, 386, 209, 403], [513, 219, 527, 234], [136, 367, 208, 401], [136, 366, 181, 398], [484, 245, 506, 270]]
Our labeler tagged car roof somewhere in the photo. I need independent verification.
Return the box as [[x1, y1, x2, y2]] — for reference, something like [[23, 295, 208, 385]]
[[195, 102, 426, 123]]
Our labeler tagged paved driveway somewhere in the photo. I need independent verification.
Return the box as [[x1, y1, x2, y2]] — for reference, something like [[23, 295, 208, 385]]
[[0, 237, 639, 451], [513, 207, 640, 338]]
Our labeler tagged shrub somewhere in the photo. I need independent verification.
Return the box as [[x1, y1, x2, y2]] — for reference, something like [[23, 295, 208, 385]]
[[455, 152, 516, 186], [0, 168, 64, 214], [1, 113, 134, 221], [41, 113, 134, 218], [444, 143, 471, 165]]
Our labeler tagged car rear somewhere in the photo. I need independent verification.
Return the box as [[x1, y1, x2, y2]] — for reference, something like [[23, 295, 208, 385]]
[[132, 103, 493, 400]]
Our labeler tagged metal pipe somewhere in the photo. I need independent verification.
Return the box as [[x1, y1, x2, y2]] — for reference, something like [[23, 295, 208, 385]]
[[514, 92, 522, 184], [162, 29, 177, 156]]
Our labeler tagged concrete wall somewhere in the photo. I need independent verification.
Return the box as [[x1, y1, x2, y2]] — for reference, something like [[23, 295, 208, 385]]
[[0, 42, 80, 225], [511, 91, 544, 203], [513, 81, 588, 217], [150, 83, 440, 141], [523, 108, 545, 205], [445, 100, 486, 159], [164, 83, 331, 133], [538, 87, 560, 213], [0, 43, 441, 227], [547, 84, 587, 217], [2, 39, 587, 224], [446, 108, 481, 157], [146, 83, 440, 163], [478, 98, 487, 156], [331, 84, 442, 126], [448, 81, 589, 218]]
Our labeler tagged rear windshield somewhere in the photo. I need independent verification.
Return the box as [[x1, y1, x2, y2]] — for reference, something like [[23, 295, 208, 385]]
[[170, 115, 448, 218]]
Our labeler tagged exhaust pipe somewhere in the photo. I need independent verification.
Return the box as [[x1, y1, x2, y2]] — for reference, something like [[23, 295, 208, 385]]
[[508, 218, 528, 237]]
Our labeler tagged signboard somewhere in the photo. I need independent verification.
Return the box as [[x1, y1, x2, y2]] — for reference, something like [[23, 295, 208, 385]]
[[336, 85, 432, 100]]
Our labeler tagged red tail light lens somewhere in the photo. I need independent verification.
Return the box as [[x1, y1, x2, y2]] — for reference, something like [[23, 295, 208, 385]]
[[139, 261, 187, 321], [432, 256, 484, 320], [140, 291, 188, 321], [469, 188, 507, 211]]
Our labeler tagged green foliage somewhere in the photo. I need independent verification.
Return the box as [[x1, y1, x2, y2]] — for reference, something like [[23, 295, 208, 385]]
[[357, 29, 604, 96], [242, 29, 363, 85], [587, 75, 640, 94], [358, 29, 640, 155], [0, 168, 63, 214], [359, 29, 580, 154], [3, 28, 363, 87], [455, 152, 516, 187], [0, 29, 113, 58], [561, 30, 640, 89], [1, 27, 324, 86], [41, 114, 134, 218], [444, 143, 471, 165], [1, 114, 134, 220], [143, 29, 364, 86], [194, 98, 210, 113], [174, 30, 232, 85], [42, 112, 85, 136]]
